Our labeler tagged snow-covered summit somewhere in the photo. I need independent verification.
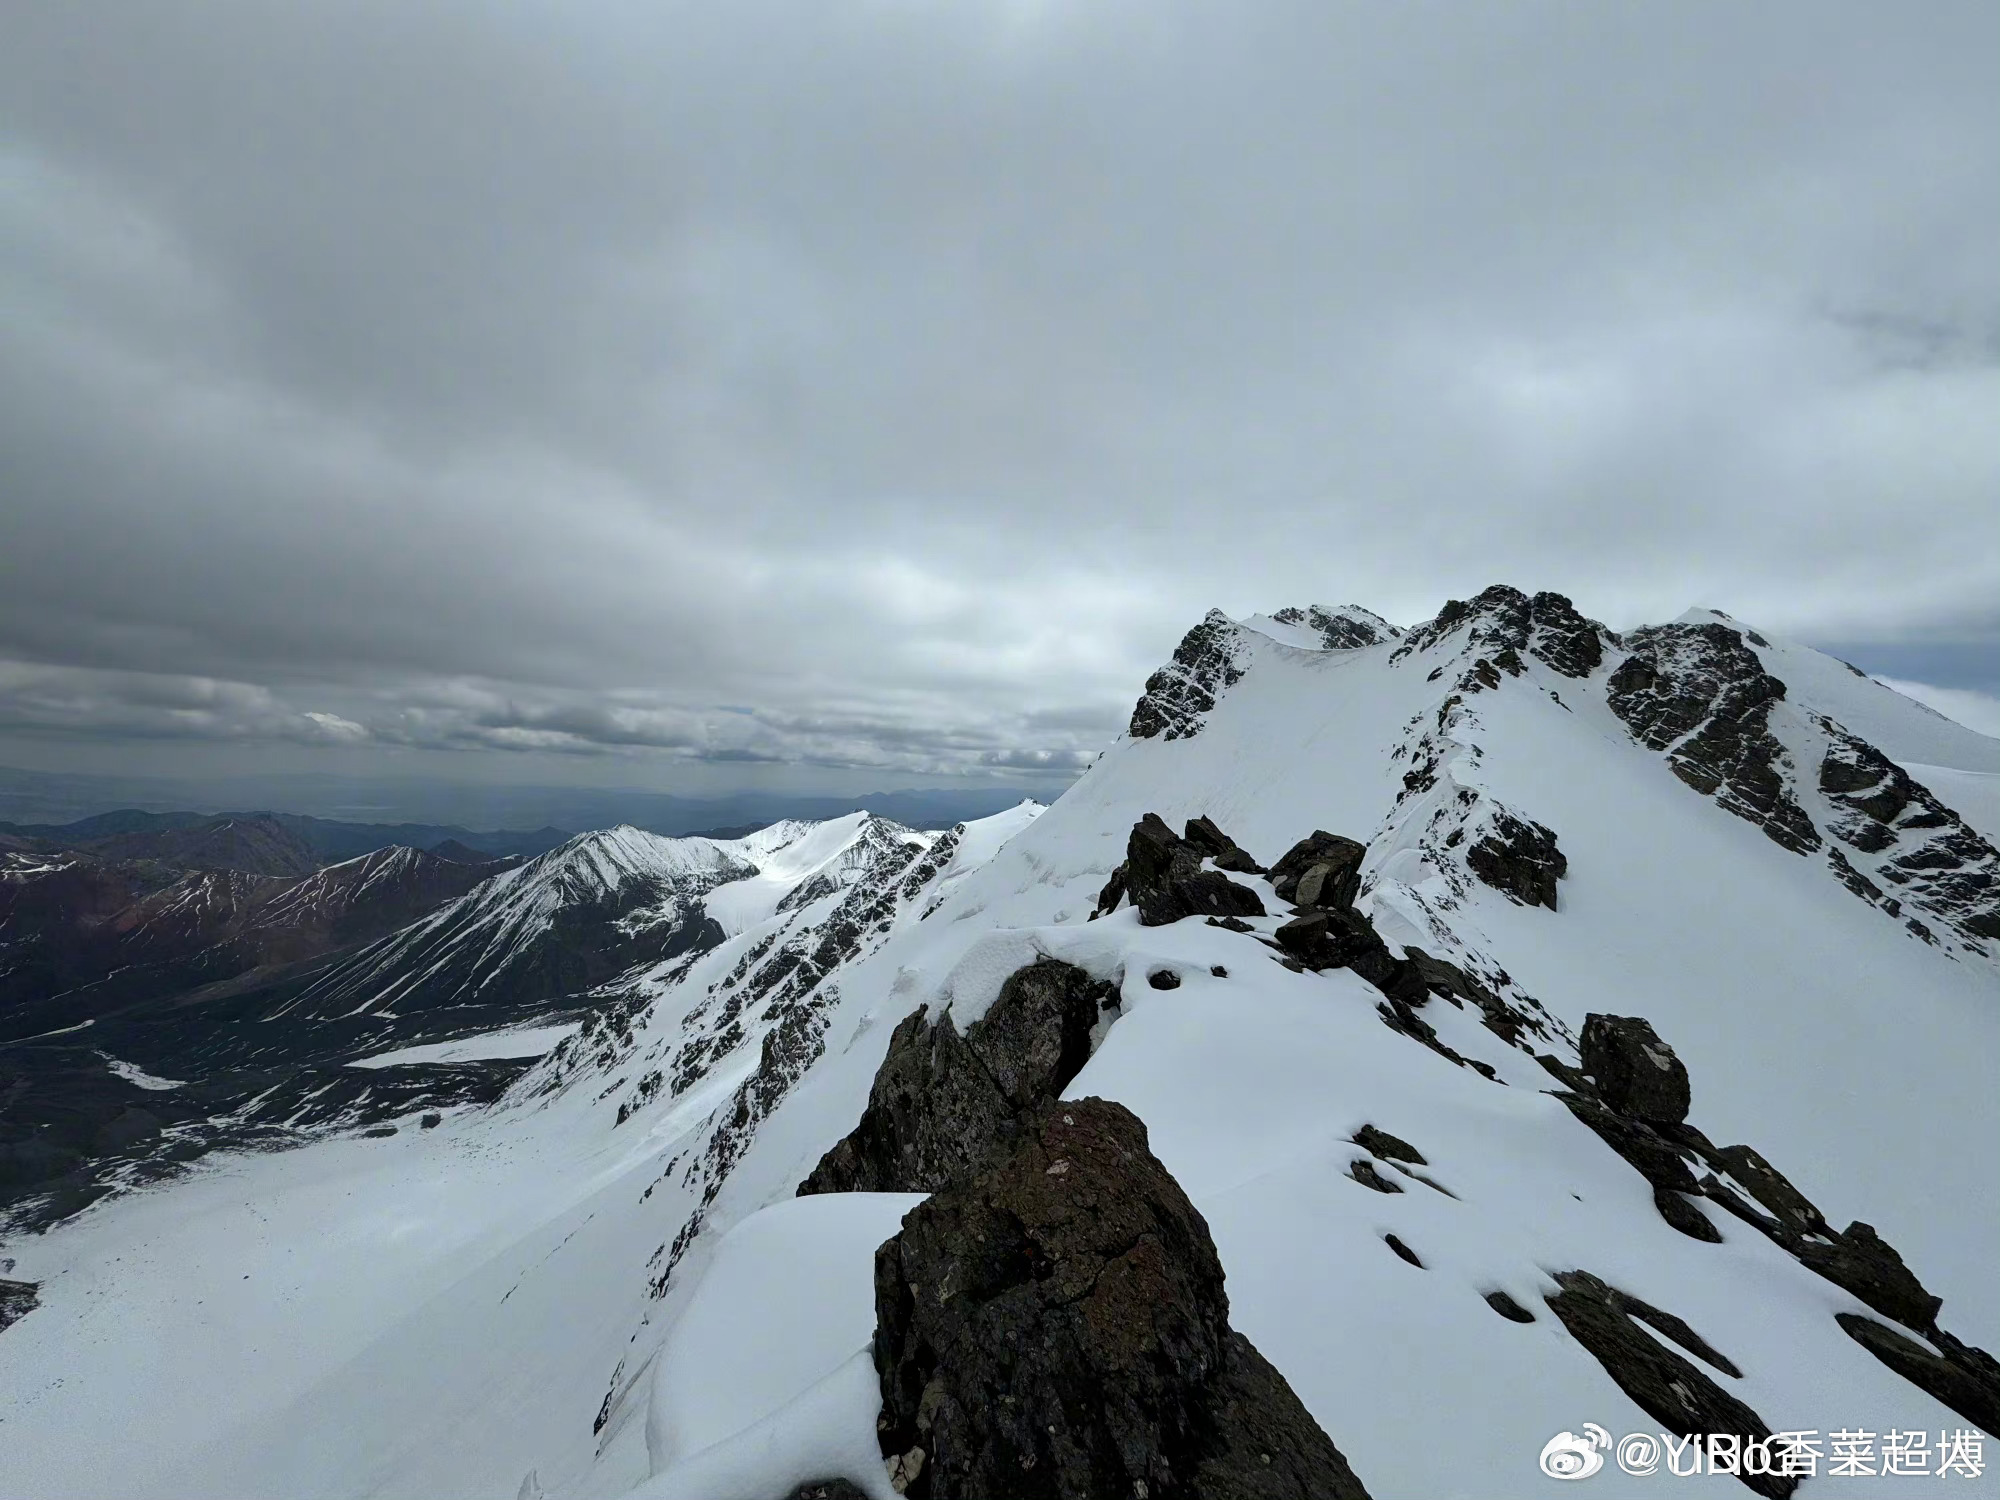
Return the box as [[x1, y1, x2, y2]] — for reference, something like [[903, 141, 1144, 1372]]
[[3, 592, 1995, 1500]]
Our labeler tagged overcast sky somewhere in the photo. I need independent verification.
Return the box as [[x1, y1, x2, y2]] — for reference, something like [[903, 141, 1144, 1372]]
[[3, 0, 1996, 798]]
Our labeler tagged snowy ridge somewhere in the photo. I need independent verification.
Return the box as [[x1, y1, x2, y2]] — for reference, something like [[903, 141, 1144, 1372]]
[[2, 593, 1995, 1500], [268, 827, 756, 1020]]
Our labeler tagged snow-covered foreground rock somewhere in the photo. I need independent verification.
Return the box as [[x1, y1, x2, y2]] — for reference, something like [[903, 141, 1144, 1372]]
[[2, 587, 1996, 1499]]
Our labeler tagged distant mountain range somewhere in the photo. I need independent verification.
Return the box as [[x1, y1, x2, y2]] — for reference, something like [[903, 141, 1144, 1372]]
[[0, 764, 1067, 835]]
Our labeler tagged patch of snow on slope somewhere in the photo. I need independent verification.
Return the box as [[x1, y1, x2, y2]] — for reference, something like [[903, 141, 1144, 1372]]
[[100, 1054, 185, 1090], [347, 1023, 581, 1069]]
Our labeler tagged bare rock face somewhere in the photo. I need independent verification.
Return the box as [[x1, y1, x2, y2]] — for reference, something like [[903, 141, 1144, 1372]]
[[871, 1098, 1373, 1500], [0, 1277, 39, 1333], [1126, 815, 1266, 927], [1544, 1270, 1795, 1499], [1837, 1314, 2000, 1437], [1182, 816, 1265, 874], [1465, 812, 1567, 910], [1606, 623, 1820, 856], [1392, 586, 1609, 678], [1579, 1013, 1691, 1125], [797, 960, 1111, 1196], [1269, 604, 1402, 651], [1129, 611, 1250, 741], [1267, 832, 1366, 907]]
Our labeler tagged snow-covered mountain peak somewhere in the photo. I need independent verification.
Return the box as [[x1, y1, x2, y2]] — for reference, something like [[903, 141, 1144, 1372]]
[[7, 596, 1998, 1500], [1250, 603, 1404, 651]]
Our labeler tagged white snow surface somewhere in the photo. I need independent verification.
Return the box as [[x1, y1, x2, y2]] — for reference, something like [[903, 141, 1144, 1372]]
[[2, 609, 1995, 1500], [347, 1023, 582, 1069]]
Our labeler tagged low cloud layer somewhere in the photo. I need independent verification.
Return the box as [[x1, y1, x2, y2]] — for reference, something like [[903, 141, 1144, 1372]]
[[2, 1, 1995, 788]]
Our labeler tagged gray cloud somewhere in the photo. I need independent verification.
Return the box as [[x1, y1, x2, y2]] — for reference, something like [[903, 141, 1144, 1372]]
[[1, 0, 1996, 791]]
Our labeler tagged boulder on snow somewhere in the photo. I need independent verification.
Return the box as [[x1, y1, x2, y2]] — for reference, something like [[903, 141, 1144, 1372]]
[[798, 959, 1111, 1196], [1268, 832, 1366, 907], [1544, 1270, 1793, 1499], [1126, 814, 1266, 927], [1653, 1188, 1724, 1243], [785, 1483, 869, 1500], [871, 1097, 1374, 1500], [1795, 1222, 1943, 1334], [1579, 1013, 1691, 1125], [1182, 815, 1265, 873], [1465, 812, 1567, 910], [1352, 1124, 1426, 1165]]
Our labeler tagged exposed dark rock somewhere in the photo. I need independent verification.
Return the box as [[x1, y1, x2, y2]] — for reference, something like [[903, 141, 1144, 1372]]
[[1346, 1159, 1404, 1194], [1126, 815, 1266, 927], [1697, 1172, 1788, 1241], [1836, 1314, 2000, 1437], [1485, 1291, 1536, 1323], [1815, 718, 2000, 945], [1794, 1222, 1943, 1333], [1654, 1188, 1724, 1242], [1271, 909, 1422, 1008], [1148, 968, 1183, 991], [799, 960, 1110, 1196], [1183, 816, 1265, 874], [1579, 1013, 1691, 1125], [1352, 1125, 1426, 1165], [1545, 1270, 1794, 1498], [1092, 863, 1127, 918], [419, 1112, 442, 1129], [1606, 623, 1820, 856], [1129, 610, 1250, 741], [1534, 1051, 1591, 1092], [1383, 1234, 1423, 1267], [784, 1483, 869, 1500], [1210, 965, 1228, 978], [0, 1276, 39, 1332], [1465, 812, 1566, 910], [1705, 1144, 1824, 1237], [1270, 604, 1402, 651], [1558, 1093, 1699, 1193], [1206, 915, 1255, 933], [1392, 587, 1609, 679], [872, 1097, 1373, 1500], [1268, 832, 1366, 906]]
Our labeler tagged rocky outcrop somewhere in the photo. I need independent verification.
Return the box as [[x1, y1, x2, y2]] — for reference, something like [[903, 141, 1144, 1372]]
[[0, 1276, 38, 1333], [1579, 1014, 1690, 1125], [1392, 586, 1609, 679], [1465, 812, 1566, 910], [1815, 718, 2000, 945], [1543, 1271, 1792, 1498], [1606, 623, 1820, 855], [1124, 815, 1266, 927], [1267, 832, 1365, 909], [1836, 1314, 2000, 1437], [1553, 1011, 2000, 1430], [1270, 604, 1402, 651], [1181, 816, 1265, 874], [870, 1097, 1374, 1500], [798, 960, 1112, 1196], [1129, 611, 1250, 741]]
